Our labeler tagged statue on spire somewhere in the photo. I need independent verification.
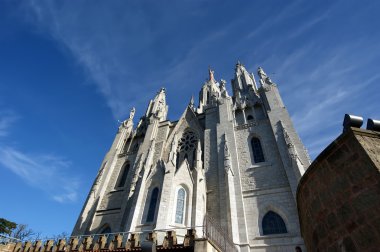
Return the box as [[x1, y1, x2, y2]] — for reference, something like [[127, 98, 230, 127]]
[[208, 66, 215, 82], [189, 95, 195, 109], [129, 107, 136, 120], [258, 67, 267, 80], [258, 67, 274, 85], [220, 79, 229, 98], [120, 107, 136, 129]]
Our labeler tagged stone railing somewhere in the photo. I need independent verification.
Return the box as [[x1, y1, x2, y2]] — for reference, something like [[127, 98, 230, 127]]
[[1, 229, 196, 252], [1, 216, 238, 252]]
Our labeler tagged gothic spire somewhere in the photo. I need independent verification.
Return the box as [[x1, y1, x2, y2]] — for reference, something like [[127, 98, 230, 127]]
[[145, 87, 168, 121], [231, 61, 258, 98]]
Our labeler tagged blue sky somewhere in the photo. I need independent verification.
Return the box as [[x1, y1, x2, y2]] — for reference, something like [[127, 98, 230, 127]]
[[0, 0, 379, 238]]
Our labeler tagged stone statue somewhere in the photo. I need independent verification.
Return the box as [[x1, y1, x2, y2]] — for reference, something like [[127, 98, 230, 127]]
[[258, 67, 267, 80], [258, 67, 274, 85], [129, 107, 136, 120], [220, 79, 229, 98], [208, 67, 215, 81], [220, 79, 226, 91], [189, 96, 194, 109]]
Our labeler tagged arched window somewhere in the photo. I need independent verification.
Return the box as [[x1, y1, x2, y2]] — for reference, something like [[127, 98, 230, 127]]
[[262, 211, 287, 235], [116, 163, 130, 188], [100, 226, 111, 234], [175, 188, 186, 224], [251, 137, 265, 163], [247, 115, 254, 121], [146, 188, 159, 222]]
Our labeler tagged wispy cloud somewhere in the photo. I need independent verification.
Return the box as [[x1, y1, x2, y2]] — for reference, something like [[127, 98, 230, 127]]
[[0, 110, 19, 137], [271, 38, 380, 159], [23, 1, 151, 119], [22, 1, 245, 120], [246, 1, 302, 39], [0, 146, 79, 203], [286, 6, 333, 40]]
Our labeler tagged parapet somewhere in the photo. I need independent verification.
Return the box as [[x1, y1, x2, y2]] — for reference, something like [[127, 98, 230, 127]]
[[0, 229, 211, 252]]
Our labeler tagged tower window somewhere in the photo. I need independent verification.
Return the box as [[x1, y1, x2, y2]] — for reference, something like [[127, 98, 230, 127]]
[[175, 187, 186, 224], [247, 115, 254, 121], [116, 163, 130, 188], [100, 226, 111, 234], [251, 137, 265, 163], [132, 143, 139, 152], [262, 211, 287, 235], [146, 188, 159, 222], [254, 104, 266, 120]]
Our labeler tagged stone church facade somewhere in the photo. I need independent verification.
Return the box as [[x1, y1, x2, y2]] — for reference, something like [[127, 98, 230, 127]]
[[72, 62, 310, 251]]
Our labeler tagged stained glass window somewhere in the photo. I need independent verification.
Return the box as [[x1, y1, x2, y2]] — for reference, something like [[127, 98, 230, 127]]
[[178, 131, 197, 152], [177, 131, 198, 170], [251, 137, 265, 163], [117, 163, 130, 188], [175, 188, 186, 224], [146, 188, 159, 222], [262, 211, 287, 235]]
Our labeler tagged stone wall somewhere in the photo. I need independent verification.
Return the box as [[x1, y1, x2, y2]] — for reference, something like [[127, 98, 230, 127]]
[[297, 127, 380, 251]]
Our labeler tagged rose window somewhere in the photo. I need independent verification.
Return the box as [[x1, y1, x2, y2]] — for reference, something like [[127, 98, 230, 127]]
[[178, 131, 197, 152]]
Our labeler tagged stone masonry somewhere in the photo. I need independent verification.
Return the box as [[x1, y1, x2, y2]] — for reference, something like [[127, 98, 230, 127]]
[[297, 126, 380, 251], [72, 62, 310, 251]]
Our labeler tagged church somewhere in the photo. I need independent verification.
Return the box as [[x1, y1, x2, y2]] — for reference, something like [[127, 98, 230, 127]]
[[72, 62, 311, 251]]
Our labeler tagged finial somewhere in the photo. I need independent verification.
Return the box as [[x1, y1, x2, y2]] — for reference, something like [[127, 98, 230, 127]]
[[189, 95, 194, 107], [129, 107, 136, 120], [208, 66, 215, 81], [236, 60, 241, 66]]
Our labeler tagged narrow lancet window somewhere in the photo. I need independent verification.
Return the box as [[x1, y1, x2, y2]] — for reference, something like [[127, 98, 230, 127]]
[[175, 188, 186, 224], [251, 137, 265, 163], [117, 163, 130, 188], [262, 211, 287, 235], [146, 188, 159, 222]]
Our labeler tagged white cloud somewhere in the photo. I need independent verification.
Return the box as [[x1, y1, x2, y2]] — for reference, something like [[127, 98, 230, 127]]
[[246, 0, 302, 39], [0, 110, 19, 137], [0, 146, 79, 203]]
